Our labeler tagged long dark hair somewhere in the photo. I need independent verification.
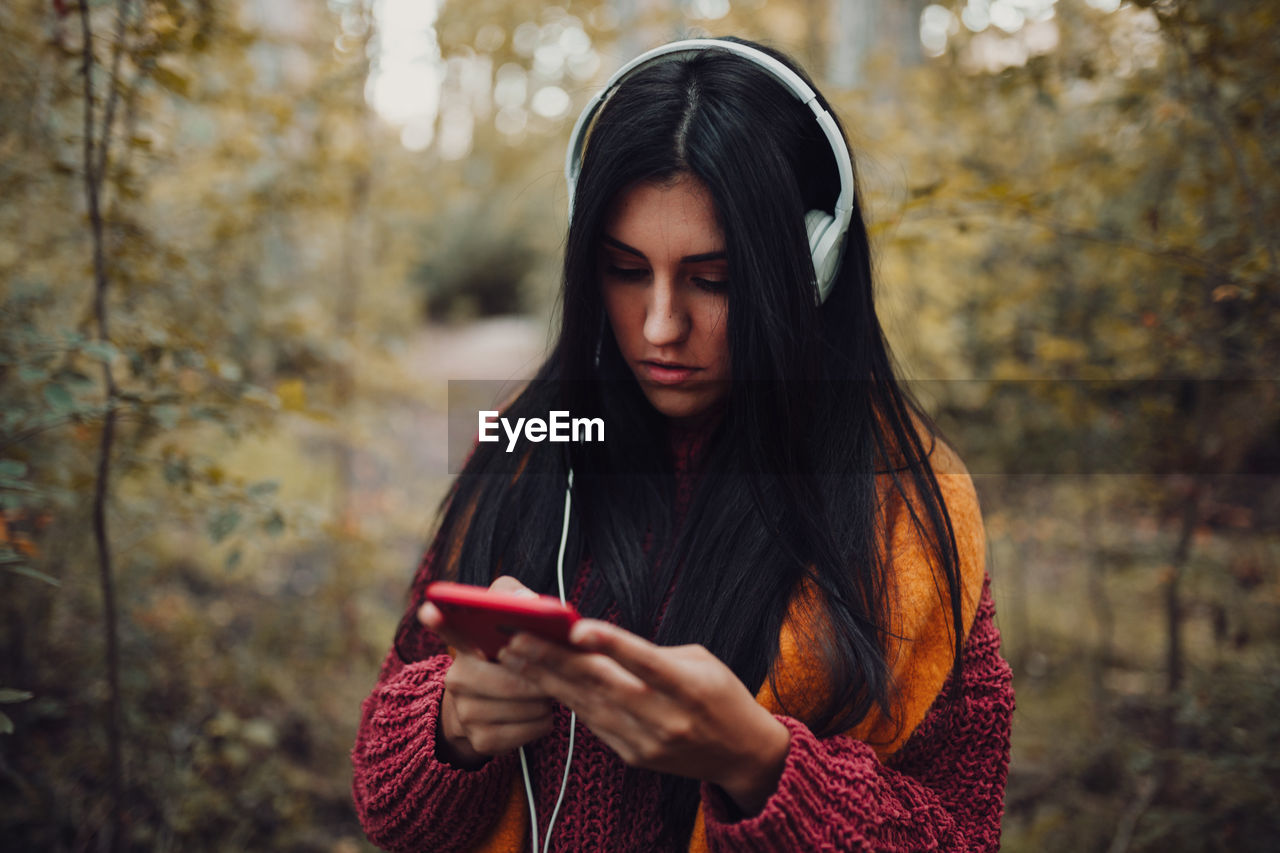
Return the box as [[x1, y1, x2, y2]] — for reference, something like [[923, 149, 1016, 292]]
[[398, 37, 964, 844]]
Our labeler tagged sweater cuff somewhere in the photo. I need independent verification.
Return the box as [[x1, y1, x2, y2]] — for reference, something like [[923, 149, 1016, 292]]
[[400, 655, 515, 780], [357, 655, 516, 845], [700, 715, 876, 850]]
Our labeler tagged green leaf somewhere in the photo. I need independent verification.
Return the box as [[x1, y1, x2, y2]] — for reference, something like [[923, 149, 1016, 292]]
[[0, 459, 26, 478], [263, 511, 285, 537], [208, 509, 241, 544], [152, 405, 180, 430], [56, 368, 94, 388], [1, 409, 27, 431], [17, 365, 47, 384], [0, 689, 33, 704], [247, 480, 279, 498], [81, 341, 118, 363], [0, 711, 11, 735], [4, 564, 61, 586], [190, 406, 224, 422], [43, 383, 74, 414], [163, 458, 185, 484]]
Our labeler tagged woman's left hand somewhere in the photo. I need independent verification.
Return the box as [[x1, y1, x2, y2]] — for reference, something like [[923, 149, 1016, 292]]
[[497, 619, 791, 815]]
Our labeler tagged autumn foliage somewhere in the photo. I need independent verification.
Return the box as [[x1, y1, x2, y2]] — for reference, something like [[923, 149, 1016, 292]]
[[1, 1, 1277, 850]]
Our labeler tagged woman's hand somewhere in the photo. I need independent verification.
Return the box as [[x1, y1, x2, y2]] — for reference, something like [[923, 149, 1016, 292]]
[[417, 576, 555, 768], [497, 619, 791, 815]]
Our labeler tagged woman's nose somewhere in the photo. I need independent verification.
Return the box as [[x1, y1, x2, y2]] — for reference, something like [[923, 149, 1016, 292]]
[[643, 279, 689, 346]]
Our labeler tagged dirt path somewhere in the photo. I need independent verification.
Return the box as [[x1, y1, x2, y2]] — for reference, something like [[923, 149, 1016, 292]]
[[341, 317, 550, 552], [401, 316, 550, 383]]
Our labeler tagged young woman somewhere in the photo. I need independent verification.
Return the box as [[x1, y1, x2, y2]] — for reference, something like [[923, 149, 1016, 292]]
[[352, 37, 1013, 852]]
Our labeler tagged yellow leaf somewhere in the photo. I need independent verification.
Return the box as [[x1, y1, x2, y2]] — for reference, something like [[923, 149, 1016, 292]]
[[151, 64, 191, 97], [275, 378, 307, 412], [1035, 334, 1089, 365]]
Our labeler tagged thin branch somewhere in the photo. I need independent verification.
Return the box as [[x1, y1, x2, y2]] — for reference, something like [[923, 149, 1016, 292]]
[[95, 0, 132, 190], [0, 417, 83, 455], [77, 1, 132, 850], [78, 2, 98, 191], [105, 48, 146, 226], [0, 407, 154, 456], [1107, 775, 1159, 853]]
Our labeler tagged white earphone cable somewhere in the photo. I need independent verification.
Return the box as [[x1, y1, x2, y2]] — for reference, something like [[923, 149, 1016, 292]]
[[518, 747, 539, 853], [555, 470, 574, 603], [521, 468, 577, 853]]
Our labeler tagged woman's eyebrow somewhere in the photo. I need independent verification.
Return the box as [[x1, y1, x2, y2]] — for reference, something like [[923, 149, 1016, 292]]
[[601, 234, 727, 264]]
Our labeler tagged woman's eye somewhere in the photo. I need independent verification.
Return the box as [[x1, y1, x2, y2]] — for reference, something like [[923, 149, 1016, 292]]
[[692, 277, 729, 294], [605, 265, 648, 281]]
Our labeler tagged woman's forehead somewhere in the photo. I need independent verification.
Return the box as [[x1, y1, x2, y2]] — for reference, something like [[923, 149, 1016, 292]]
[[602, 175, 725, 258]]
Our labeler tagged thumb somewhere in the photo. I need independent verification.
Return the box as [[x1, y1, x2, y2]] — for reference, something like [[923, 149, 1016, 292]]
[[490, 575, 537, 597]]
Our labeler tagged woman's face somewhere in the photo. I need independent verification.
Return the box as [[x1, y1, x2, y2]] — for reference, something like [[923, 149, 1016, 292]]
[[599, 174, 731, 426]]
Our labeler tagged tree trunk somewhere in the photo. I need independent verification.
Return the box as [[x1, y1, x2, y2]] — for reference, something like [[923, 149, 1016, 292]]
[[827, 0, 928, 89], [1085, 480, 1114, 722], [1165, 479, 1200, 694]]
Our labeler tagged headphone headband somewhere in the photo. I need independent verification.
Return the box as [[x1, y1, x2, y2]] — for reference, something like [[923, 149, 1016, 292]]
[[563, 39, 855, 302]]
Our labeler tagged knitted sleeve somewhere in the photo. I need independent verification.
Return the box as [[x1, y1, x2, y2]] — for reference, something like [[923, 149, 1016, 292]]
[[351, 526, 520, 852], [351, 647, 519, 852], [699, 581, 1013, 852]]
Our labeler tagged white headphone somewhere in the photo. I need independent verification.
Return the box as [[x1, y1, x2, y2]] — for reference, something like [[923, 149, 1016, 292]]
[[564, 38, 856, 304]]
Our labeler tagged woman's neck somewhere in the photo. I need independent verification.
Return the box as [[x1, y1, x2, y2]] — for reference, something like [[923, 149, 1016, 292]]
[[666, 406, 723, 473]]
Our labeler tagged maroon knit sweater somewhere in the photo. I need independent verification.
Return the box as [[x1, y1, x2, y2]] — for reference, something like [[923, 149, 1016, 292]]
[[352, 438, 1015, 851]]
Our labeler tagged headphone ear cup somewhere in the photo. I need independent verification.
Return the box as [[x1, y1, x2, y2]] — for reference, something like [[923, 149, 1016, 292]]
[[805, 209, 839, 304]]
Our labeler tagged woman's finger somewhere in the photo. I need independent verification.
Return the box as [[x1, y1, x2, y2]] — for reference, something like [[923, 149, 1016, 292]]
[[489, 575, 537, 596], [418, 600, 482, 656], [512, 661, 650, 757], [569, 619, 689, 696], [418, 600, 445, 631], [451, 695, 554, 725], [464, 717, 555, 757], [500, 634, 647, 708], [418, 576, 535, 652], [446, 656, 550, 701]]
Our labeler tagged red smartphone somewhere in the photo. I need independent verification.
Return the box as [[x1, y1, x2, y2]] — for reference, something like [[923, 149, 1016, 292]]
[[425, 581, 581, 661]]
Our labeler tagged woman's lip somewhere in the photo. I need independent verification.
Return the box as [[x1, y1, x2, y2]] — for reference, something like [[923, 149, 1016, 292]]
[[640, 361, 702, 384]]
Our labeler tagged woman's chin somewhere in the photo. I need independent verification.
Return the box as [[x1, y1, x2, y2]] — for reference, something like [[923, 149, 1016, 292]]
[[639, 384, 727, 426]]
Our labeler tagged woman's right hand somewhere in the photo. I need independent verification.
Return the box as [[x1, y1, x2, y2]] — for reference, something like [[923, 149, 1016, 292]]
[[418, 575, 556, 768]]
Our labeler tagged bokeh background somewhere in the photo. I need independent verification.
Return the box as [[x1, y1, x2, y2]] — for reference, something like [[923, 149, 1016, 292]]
[[2, 0, 1278, 850]]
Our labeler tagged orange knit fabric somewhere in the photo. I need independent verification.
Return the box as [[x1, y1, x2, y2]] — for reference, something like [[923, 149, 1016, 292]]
[[468, 437, 987, 853]]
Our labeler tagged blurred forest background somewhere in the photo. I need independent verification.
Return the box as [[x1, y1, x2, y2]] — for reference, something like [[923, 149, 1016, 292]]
[[1, 0, 1277, 850]]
